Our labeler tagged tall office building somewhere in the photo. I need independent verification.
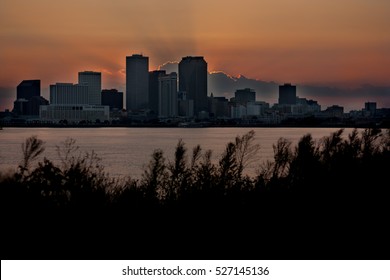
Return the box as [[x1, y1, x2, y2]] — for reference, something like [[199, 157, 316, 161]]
[[278, 83, 296, 105], [179, 56, 208, 115], [149, 70, 166, 115], [158, 72, 178, 118], [126, 54, 149, 111], [16, 80, 40, 100], [78, 71, 101, 105]]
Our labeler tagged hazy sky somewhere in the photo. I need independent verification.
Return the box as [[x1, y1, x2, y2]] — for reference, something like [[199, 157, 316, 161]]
[[1, 0, 389, 110]]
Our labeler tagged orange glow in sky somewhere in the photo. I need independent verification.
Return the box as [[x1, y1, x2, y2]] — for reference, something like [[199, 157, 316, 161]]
[[0, 0, 389, 110]]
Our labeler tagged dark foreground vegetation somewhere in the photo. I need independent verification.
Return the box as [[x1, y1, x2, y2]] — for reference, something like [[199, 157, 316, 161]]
[[1, 129, 390, 259]]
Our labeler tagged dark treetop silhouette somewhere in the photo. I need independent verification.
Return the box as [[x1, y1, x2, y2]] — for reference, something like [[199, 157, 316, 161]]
[[1, 129, 389, 259]]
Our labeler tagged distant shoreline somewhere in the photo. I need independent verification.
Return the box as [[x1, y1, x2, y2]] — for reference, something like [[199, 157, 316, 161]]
[[1, 123, 388, 129]]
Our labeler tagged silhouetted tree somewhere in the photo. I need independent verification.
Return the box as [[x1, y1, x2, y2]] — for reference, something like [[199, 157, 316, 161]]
[[234, 130, 260, 179], [19, 135, 45, 175], [289, 134, 320, 191], [256, 137, 292, 192], [141, 149, 168, 202], [167, 139, 190, 201], [2, 129, 390, 259]]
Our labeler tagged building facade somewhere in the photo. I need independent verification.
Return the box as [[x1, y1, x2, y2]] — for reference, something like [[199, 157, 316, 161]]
[[43, 82, 109, 122], [149, 70, 166, 115], [101, 89, 123, 111], [279, 83, 296, 105], [178, 91, 194, 118], [126, 54, 149, 111], [158, 72, 178, 118], [50, 83, 89, 105], [13, 80, 48, 116], [209, 95, 229, 118], [246, 101, 269, 116], [179, 56, 208, 116], [235, 88, 256, 105], [40, 105, 109, 123], [324, 105, 344, 117], [16, 80, 40, 100], [78, 71, 102, 105], [364, 102, 377, 116]]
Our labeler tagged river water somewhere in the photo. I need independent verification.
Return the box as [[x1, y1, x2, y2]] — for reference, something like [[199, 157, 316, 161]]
[[0, 127, 359, 179]]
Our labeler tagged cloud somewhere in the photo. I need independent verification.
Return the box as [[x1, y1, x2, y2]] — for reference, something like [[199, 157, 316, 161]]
[[298, 85, 390, 111], [157, 61, 390, 111], [208, 72, 279, 102], [158, 61, 179, 74], [207, 72, 390, 112]]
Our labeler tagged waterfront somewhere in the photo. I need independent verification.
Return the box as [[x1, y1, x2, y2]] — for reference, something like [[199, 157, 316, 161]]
[[0, 127, 360, 178]]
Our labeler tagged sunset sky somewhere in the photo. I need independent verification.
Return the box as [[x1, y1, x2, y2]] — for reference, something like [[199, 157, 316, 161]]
[[1, 0, 389, 111]]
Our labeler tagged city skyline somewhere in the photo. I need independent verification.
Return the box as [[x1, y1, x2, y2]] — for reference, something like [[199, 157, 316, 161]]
[[1, 0, 389, 111], [1, 59, 388, 113]]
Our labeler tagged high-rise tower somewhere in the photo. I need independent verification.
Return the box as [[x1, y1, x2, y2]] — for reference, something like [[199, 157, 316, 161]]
[[159, 72, 178, 118], [126, 54, 149, 111], [78, 71, 101, 105], [179, 56, 208, 115], [149, 70, 166, 115]]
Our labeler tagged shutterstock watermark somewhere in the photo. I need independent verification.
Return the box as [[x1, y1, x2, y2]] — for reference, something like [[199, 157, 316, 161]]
[[122, 266, 208, 276], [2, 260, 390, 280], [121, 266, 269, 277]]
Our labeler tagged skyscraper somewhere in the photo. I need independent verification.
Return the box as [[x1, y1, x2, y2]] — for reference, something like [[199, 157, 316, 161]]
[[126, 54, 149, 111], [179, 56, 208, 115], [78, 71, 102, 105], [158, 72, 177, 118], [17, 80, 40, 100], [279, 83, 296, 105], [149, 70, 166, 115]]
